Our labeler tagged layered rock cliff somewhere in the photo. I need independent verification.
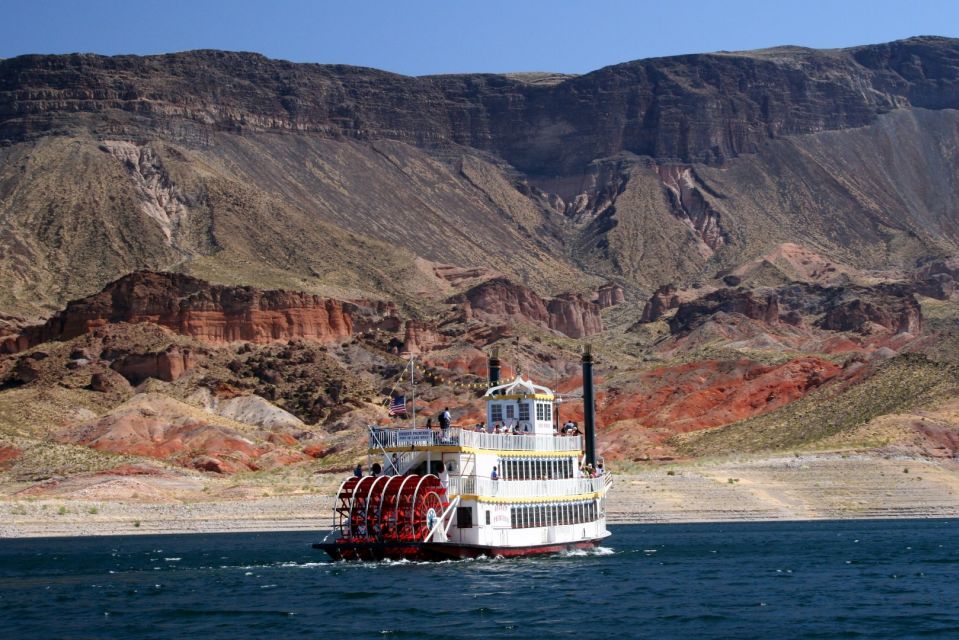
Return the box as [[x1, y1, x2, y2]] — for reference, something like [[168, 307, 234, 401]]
[[451, 278, 604, 338], [1, 271, 365, 352], [2, 38, 959, 318], [3, 37, 957, 172], [662, 282, 924, 338]]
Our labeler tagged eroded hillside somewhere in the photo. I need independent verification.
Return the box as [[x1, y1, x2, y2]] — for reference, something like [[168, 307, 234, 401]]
[[2, 38, 959, 497]]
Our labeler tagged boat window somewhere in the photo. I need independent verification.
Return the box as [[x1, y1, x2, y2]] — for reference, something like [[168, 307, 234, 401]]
[[456, 506, 473, 529], [491, 404, 503, 423], [518, 402, 530, 421], [536, 403, 545, 421], [505, 404, 515, 419]]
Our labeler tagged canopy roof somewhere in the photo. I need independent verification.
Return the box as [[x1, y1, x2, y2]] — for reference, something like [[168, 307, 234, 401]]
[[483, 375, 553, 399]]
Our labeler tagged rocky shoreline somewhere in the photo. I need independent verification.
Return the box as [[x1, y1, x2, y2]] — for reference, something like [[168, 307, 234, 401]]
[[3, 454, 957, 538]]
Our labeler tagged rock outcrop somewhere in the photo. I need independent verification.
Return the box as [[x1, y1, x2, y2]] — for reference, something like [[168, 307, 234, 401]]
[[0, 445, 20, 469], [818, 295, 922, 335], [640, 285, 681, 323], [452, 278, 603, 338], [669, 289, 780, 334], [593, 283, 625, 309], [109, 345, 197, 384], [3, 38, 957, 171], [666, 283, 923, 337], [401, 321, 443, 354], [58, 393, 308, 473], [601, 357, 843, 433], [2, 271, 367, 353], [913, 257, 959, 299]]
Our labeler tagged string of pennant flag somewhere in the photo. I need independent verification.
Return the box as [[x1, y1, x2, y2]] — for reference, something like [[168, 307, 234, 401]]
[[382, 358, 521, 409]]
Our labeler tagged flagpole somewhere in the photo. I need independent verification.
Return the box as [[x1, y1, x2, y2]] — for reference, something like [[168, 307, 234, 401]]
[[409, 354, 416, 428]]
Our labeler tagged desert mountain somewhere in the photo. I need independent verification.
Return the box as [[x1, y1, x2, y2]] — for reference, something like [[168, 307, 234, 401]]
[[1, 36, 958, 317], [2, 38, 959, 488]]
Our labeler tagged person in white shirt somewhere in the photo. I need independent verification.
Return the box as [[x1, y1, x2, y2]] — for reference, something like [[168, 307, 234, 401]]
[[438, 462, 450, 488]]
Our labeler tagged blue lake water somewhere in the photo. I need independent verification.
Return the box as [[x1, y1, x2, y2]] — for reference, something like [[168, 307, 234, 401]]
[[1, 519, 958, 639]]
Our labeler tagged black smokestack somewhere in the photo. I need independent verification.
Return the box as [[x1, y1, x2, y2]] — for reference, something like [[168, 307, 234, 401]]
[[582, 344, 597, 467], [488, 347, 501, 388]]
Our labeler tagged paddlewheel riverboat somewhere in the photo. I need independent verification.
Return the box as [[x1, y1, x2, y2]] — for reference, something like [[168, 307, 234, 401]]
[[314, 348, 612, 560]]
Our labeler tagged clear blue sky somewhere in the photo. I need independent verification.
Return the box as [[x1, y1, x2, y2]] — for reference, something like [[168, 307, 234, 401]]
[[2, 0, 957, 75]]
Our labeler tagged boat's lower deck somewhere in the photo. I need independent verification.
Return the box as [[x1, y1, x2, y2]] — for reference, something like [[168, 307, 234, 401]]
[[314, 537, 606, 561]]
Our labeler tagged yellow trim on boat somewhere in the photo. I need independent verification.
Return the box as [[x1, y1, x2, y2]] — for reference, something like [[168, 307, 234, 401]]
[[486, 393, 554, 401], [372, 446, 581, 457], [452, 492, 601, 504]]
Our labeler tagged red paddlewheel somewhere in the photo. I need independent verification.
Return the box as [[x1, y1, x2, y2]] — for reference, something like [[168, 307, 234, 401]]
[[375, 476, 405, 540], [347, 476, 375, 539], [412, 490, 444, 541], [333, 474, 448, 544]]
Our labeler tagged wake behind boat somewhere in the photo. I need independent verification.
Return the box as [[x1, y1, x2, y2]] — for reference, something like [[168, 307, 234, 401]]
[[314, 347, 612, 560]]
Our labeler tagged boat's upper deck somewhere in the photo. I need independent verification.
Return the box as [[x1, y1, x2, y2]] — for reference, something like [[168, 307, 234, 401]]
[[369, 427, 582, 454]]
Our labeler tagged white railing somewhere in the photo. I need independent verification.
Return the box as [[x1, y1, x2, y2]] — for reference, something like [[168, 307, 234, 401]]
[[368, 427, 582, 453], [446, 476, 607, 499], [459, 429, 582, 452]]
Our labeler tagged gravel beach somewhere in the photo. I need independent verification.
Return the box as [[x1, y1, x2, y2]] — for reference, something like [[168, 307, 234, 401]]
[[3, 454, 958, 538]]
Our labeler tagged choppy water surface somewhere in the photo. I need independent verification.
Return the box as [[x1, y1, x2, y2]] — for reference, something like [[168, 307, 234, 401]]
[[2, 520, 958, 639]]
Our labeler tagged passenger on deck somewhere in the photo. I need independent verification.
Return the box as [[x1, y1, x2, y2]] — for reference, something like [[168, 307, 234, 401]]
[[439, 408, 452, 443], [491, 466, 499, 480], [439, 463, 450, 488], [390, 453, 400, 475], [353, 463, 362, 478], [371, 462, 382, 477], [494, 422, 503, 434], [475, 422, 485, 432]]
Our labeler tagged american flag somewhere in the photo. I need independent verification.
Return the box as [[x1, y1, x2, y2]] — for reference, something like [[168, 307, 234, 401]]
[[388, 395, 407, 416]]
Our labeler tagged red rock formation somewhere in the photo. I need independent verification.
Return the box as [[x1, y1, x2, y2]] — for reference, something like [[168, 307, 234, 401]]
[[657, 165, 726, 252], [0, 445, 20, 469], [639, 285, 681, 323], [818, 296, 922, 334], [303, 443, 329, 458], [548, 294, 603, 338], [452, 278, 602, 338], [593, 283, 625, 309], [668, 288, 779, 334], [110, 345, 197, 384], [401, 320, 443, 354], [57, 394, 307, 473], [2, 271, 369, 353], [601, 357, 842, 434]]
